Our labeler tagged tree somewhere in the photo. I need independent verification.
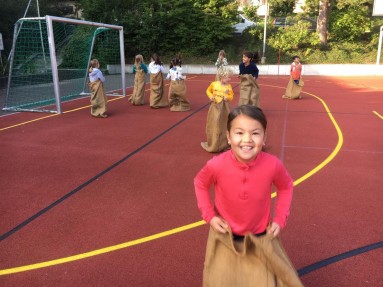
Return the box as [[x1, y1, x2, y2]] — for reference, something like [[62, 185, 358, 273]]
[[317, 0, 330, 45], [79, 0, 238, 58], [268, 0, 296, 17], [301, 0, 319, 16], [329, 0, 373, 42], [0, 0, 66, 60]]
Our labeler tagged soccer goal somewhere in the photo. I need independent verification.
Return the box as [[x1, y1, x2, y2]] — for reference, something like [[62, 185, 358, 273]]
[[4, 16, 125, 114]]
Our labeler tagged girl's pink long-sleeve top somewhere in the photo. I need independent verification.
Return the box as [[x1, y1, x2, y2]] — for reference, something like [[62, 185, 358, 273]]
[[194, 150, 293, 235]]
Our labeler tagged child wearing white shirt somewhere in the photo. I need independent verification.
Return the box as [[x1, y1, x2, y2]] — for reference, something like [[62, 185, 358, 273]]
[[88, 59, 108, 118], [148, 53, 168, 108], [166, 57, 190, 112]]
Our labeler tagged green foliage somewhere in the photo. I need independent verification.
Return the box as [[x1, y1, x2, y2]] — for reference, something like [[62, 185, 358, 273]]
[[268, 22, 320, 52], [334, 0, 372, 10], [1, 0, 382, 71], [80, 0, 236, 60], [301, 41, 377, 64], [0, 0, 66, 54], [243, 5, 259, 22], [300, 0, 319, 17], [268, 0, 295, 17], [329, 4, 372, 42], [59, 26, 94, 69]]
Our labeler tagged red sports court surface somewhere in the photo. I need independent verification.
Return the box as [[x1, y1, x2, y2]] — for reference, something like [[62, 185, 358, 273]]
[[0, 75, 382, 287]]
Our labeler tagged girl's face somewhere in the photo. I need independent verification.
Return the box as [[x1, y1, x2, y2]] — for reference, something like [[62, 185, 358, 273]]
[[221, 75, 231, 85], [294, 57, 300, 64], [242, 55, 251, 65], [226, 114, 266, 164]]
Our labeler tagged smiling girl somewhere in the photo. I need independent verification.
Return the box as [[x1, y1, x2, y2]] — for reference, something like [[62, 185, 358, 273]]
[[194, 105, 302, 287]]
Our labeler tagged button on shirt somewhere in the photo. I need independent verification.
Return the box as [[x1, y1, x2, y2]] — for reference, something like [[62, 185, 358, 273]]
[[194, 150, 293, 235]]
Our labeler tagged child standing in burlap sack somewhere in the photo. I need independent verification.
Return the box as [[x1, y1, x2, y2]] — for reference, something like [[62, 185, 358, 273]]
[[239, 51, 261, 107], [195, 105, 304, 287], [148, 53, 168, 109], [201, 67, 234, 153], [283, 56, 304, 100], [166, 56, 190, 112], [88, 59, 108, 118], [214, 50, 228, 80], [128, 54, 148, 105]]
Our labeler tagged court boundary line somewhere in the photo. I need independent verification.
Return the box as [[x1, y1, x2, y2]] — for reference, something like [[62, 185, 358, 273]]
[[373, 110, 383, 120], [0, 77, 202, 131], [297, 241, 383, 277], [0, 102, 209, 243], [1, 87, 345, 275]]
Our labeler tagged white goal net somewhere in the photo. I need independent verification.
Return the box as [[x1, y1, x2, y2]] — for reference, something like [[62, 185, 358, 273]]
[[4, 16, 125, 113]]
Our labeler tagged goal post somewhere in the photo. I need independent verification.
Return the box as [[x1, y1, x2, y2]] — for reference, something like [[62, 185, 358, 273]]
[[4, 16, 125, 114]]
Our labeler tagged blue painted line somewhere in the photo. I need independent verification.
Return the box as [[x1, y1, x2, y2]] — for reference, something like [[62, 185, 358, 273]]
[[0, 103, 209, 242], [298, 241, 383, 276]]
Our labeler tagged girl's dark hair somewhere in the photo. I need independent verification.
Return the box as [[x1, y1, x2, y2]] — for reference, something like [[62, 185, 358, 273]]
[[292, 55, 300, 61], [151, 53, 163, 65], [170, 57, 182, 69], [243, 51, 260, 64], [227, 105, 267, 131]]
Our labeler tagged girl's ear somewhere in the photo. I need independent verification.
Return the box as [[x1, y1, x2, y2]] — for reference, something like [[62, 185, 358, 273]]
[[226, 131, 231, 145]]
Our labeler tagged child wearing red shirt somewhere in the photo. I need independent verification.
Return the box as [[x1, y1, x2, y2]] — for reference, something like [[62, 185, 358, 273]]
[[290, 56, 302, 84], [194, 105, 303, 287], [283, 56, 304, 100]]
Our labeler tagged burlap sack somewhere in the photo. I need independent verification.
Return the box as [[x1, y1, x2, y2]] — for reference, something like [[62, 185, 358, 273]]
[[150, 72, 168, 108], [89, 80, 108, 117], [201, 101, 230, 153], [168, 80, 190, 112], [203, 227, 304, 287], [284, 77, 304, 99], [239, 74, 260, 107], [129, 69, 146, 105]]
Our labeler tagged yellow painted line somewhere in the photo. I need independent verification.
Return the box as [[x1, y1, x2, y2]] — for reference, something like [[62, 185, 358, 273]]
[[0, 77, 199, 132], [0, 81, 343, 276], [373, 111, 383, 120], [269, 90, 343, 191], [0, 114, 59, 131], [0, 221, 206, 275], [292, 91, 343, 186]]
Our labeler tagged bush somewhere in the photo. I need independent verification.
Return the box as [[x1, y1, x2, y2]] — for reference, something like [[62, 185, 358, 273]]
[[268, 22, 320, 52]]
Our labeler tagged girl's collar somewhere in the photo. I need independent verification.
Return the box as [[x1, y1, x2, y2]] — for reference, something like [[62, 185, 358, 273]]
[[229, 149, 262, 167]]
